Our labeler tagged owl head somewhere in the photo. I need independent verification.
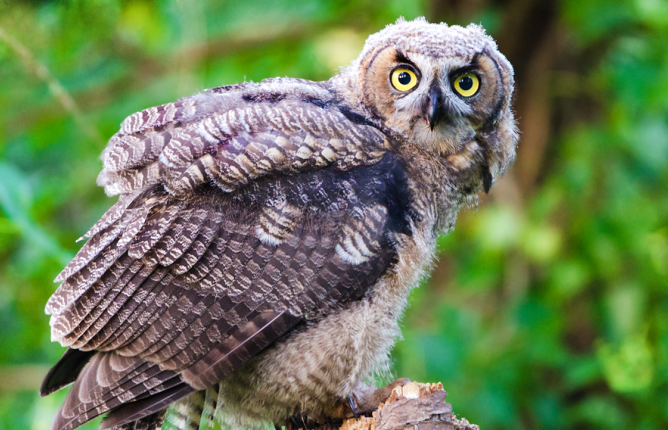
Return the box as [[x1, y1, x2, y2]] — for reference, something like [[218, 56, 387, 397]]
[[333, 17, 518, 192]]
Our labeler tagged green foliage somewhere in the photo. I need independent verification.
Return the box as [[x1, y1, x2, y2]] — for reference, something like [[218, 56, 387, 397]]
[[0, 1, 666, 429]]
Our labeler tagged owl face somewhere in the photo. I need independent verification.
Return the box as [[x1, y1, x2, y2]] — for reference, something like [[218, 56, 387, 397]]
[[335, 18, 518, 188], [361, 47, 509, 152]]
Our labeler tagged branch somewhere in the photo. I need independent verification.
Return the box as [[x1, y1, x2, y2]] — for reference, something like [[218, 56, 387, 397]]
[[287, 380, 479, 430], [0, 25, 104, 144]]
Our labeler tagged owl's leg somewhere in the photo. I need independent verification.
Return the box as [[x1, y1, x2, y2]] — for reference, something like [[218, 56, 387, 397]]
[[283, 413, 344, 430], [110, 409, 166, 430], [286, 414, 319, 430], [283, 379, 412, 428]]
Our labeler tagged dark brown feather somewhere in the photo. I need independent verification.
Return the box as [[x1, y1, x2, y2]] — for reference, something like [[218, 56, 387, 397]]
[[101, 385, 194, 430], [40, 348, 95, 397]]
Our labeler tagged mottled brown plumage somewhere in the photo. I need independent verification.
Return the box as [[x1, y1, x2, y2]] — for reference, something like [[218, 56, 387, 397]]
[[42, 17, 518, 430]]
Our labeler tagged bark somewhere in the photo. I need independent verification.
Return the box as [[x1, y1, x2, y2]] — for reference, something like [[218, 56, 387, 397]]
[[286, 380, 479, 430]]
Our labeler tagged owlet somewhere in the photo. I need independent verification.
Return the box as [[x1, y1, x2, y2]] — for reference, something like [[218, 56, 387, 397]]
[[42, 17, 517, 430]]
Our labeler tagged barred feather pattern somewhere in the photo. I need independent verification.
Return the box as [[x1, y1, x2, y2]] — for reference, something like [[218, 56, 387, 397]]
[[43, 79, 413, 430], [97, 78, 390, 199], [46, 147, 409, 430]]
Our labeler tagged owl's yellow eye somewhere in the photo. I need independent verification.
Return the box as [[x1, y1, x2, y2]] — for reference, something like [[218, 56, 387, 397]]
[[453, 73, 480, 97], [391, 68, 418, 92]]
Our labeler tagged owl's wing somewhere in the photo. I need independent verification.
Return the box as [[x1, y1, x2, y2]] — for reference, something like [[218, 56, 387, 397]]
[[96, 79, 389, 198], [43, 82, 412, 430]]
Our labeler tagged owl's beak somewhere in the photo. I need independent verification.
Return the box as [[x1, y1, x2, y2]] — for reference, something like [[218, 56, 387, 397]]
[[422, 85, 446, 131]]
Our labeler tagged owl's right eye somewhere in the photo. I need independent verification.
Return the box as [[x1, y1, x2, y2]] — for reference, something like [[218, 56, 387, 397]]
[[391, 67, 418, 92]]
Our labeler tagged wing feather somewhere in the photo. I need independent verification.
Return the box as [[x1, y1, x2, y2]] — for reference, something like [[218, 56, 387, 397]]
[[57, 259, 144, 348], [44, 78, 414, 430], [128, 291, 217, 359], [49, 255, 135, 342], [95, 268, 173, 351], [67, 263, 156, 350], [148, 208, 197, 264], [110, 409, 165, 430], [127, 203, 182, 260], [99, 273, 178, 351], [157, 209, 208, 266], [171, 218, 221, 276], [77, 190, 143, 242], [98, 80, 389, 199], [90, 268, 169, 350]]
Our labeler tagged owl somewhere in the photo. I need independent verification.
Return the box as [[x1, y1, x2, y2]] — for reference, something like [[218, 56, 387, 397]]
[[41, 17, 517, 430]]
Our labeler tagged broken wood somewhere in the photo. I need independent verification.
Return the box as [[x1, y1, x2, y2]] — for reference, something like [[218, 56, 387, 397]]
[[286, 380, 479, 430]]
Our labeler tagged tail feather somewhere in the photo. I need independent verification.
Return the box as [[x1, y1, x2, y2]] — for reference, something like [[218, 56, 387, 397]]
[[40, 348, 95, 397], [100, 384, 194, 429]]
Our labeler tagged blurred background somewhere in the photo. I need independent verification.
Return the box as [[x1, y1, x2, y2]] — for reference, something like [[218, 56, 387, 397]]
[[0, 0, 666, 429]]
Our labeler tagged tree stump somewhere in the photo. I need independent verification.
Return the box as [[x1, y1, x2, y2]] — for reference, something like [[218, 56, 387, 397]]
[[285, 380, 479, 430]]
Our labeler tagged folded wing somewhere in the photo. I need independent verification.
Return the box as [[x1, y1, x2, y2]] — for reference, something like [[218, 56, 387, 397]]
[[43, 79, 412, 430]]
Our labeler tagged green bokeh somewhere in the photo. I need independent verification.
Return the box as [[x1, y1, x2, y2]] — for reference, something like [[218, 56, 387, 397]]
[[0, 1, 666, 429]]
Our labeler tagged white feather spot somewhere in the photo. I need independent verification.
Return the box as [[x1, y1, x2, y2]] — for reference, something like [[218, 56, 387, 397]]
[[336, 243, 367, 265], [256, 226, 283, 246]]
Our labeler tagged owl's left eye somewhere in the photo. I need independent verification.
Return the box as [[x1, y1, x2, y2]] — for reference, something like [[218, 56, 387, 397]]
[[391, 68, 418, 92], [453, 73, 480, 97]]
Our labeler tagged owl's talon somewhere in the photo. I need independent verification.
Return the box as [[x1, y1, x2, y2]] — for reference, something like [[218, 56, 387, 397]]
[[348, 396, 359, 419], [286, 414, 321, 430]]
